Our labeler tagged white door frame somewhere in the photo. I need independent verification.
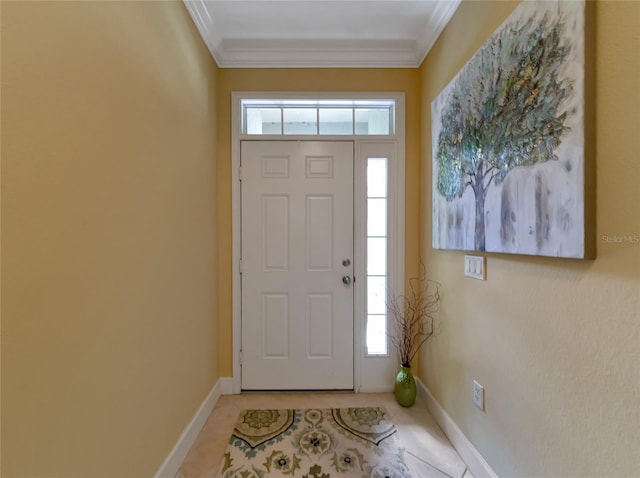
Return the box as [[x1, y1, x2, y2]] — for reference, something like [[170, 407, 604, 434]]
[[231, 92, 405, 393]]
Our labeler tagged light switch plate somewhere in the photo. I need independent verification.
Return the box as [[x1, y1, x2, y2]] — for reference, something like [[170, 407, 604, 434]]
[[464, 255, 486, 280]]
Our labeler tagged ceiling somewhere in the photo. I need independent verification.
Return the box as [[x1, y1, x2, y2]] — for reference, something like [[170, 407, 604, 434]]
[[184, 0, 461, 68]]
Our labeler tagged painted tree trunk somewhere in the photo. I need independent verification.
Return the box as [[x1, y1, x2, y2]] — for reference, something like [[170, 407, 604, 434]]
[[472, 163, 487, 251], [475, 191, 486, 251]]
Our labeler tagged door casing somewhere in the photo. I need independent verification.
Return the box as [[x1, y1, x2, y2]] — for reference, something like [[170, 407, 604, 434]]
[[231, 92, 406, 393]]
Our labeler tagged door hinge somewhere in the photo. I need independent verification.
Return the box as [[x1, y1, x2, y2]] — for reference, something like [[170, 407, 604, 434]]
[[239, 350, 243, 365], [238, 166, 243, 181], [239, 258, 243, 274]]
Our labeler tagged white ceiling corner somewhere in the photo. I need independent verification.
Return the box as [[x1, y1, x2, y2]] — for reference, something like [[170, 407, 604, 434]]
[[415, 0, 461, 66], [184, 0, 461, 68]]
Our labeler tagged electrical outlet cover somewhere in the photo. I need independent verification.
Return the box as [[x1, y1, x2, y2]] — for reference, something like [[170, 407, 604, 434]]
[[473, 380, 484, 410]]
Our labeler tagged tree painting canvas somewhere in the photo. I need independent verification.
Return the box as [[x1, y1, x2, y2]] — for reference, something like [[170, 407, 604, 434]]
[[432, 0, 590, 258]]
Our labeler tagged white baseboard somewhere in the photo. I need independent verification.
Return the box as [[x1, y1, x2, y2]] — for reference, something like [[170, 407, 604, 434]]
[[220, 376, 235, 395], [155, 376, 233, 478], [358, 385, 394, 393], [416, 378, 498, 478]]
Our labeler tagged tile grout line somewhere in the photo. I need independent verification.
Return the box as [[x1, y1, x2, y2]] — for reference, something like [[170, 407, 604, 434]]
[[405, 449, 456, 478]]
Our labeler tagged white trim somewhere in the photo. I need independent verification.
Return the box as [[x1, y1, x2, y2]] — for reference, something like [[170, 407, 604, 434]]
[[232, 92, 405, 393], [182, 1, 460, 68], [416, 378, 499, 478], [220, 377, 234, 396], [154, 377, 231, 478], [353, 141, 366, 392], [216, 39, 419, 68], [416, 0, 462, 66], [182, 0, 223, 65]]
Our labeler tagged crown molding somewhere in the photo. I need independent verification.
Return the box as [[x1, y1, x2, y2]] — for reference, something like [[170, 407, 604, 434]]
[[416, 0, 461, 66], [217, 39, 419, 68], [183, 0, 224, 65], [184, 0, 461, 68]]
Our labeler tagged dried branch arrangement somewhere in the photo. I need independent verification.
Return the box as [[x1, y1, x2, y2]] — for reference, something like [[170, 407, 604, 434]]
[[387, 263, 440, 367]]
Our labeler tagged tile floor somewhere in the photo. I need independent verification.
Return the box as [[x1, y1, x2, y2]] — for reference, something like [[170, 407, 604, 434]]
[[175, 391, 474, 478]]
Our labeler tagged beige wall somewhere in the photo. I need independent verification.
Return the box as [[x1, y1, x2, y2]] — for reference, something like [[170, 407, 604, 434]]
[[3, 1, 638, 476], [420, 1, 640, 476], [216, 69, 422, 375], [1, 2, 220, 477]]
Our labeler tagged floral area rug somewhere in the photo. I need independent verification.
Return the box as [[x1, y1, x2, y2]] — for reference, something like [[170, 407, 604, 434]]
[[217, 407, 412, 477]]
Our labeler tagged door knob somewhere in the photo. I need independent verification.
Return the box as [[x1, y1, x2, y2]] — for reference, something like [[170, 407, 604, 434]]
[[342, 258, 351, 267], [342, 275, 352, 285]]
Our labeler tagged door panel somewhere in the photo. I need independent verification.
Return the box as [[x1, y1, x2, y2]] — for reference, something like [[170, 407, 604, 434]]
[[241, 141, 354, 390]]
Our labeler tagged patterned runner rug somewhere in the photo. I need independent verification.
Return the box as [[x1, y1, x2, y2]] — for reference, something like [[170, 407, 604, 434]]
[[217, 407, 412, 477]]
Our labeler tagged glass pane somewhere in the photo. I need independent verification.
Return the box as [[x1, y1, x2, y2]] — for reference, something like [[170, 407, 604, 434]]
[[283, 108, 317, 135], [367, 276, 387, 314], [355, 108, 390, 135], [367, 238, 387, 276], [367, 158, 387, 198], [319, 108, 353, 135], [367, 198, 387, 237], [367, 315, 387, 355], [246, 108, 281, 134]]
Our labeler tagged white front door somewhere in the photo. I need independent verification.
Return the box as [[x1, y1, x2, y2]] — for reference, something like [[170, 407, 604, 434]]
[[241, 141, 354, 390]]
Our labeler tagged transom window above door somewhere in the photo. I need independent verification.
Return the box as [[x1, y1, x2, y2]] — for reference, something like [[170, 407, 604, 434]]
[[241, 99, 396, 136]]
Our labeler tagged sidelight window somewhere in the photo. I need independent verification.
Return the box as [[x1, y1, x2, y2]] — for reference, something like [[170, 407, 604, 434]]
[[366, 158, 388, 355]]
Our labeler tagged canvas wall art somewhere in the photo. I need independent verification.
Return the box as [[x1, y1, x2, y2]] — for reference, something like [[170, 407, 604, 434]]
[[432, 0, 592, 258]]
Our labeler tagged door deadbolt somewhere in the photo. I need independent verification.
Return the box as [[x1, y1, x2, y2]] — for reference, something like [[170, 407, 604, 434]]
[[342, 258, 351, 267]]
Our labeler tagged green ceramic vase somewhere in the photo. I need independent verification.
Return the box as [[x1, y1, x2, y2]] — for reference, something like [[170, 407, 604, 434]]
[[394, 365, 417, 407]]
